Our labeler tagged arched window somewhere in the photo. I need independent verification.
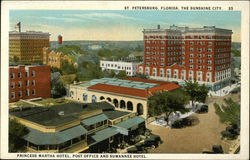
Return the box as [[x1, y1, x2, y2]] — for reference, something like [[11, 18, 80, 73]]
[[92, 95, 97, 103], [83, 93, 88, 101], [127, 101, 133, 111], [137, 103, 143, 116], [120, 100, 126, 109], [70, 91, 74, 97], [113, 99, 118, 107]]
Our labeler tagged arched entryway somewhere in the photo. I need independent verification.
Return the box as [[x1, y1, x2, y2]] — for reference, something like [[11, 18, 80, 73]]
[[137, 103, 143, 116], [106, 97, 111, 102], [83, 93, 88, 101], [92, 95, 97, 103], [113, 99, 118, 107], [100, 96, 105, 100], [120, 100, 126, 109], [127, 101, 133, 111]]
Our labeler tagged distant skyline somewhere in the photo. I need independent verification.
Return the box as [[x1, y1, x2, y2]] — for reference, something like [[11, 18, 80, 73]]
[[10, 10, 241, 42]]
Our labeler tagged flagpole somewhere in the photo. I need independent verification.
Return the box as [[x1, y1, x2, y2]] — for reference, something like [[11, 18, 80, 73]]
[[19, 22, 21, 32]]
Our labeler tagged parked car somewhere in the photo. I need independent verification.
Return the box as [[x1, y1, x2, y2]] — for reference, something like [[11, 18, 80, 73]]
[[196, 105, 208, 113], [221, 124, 240, 140], [212, 145, 224, 153], [143, 134, 163, 149], [202, 145, 224, 154]]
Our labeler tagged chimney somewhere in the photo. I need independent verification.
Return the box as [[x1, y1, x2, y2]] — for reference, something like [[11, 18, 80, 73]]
[[157, 24, 160, 29]]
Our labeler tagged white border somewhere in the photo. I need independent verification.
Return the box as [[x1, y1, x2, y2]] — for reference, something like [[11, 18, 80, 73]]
[[1, 1, 249, 159]]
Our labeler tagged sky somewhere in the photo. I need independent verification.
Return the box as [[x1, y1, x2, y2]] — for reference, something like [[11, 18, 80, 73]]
[[9, 10, 241, 42]]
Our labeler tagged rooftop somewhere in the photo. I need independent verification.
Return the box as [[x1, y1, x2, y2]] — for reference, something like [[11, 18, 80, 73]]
[[10, 102, 114, 126], [87, 78, 181, 98], [103, 110, 131, 120], [143, 25, 232, 33]]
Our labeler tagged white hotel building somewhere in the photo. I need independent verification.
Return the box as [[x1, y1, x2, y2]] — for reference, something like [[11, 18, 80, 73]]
[[100, 60, 139, 76]]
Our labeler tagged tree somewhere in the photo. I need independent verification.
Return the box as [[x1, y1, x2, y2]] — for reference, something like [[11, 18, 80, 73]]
[[183, 80, 209, 106], [61, 60, 76, 75], [148, 90, 190, 123], [214, 98, 240, 125], [133, 73, 149, 79], [9, 118, 29, 152], [116, 70, 127, 79]]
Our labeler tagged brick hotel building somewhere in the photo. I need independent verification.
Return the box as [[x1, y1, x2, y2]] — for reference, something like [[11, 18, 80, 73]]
[[138, 25, 232, 91], [9, 65, 51, 103]]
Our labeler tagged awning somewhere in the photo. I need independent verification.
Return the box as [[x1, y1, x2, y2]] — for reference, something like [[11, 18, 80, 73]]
[[81, 114, 108, 126], [24, 125, 87, 145], [89, 127, 119, 146], [115, 116, 145, 131]]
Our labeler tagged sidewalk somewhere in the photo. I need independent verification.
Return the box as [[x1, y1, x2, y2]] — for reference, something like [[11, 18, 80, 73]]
[[209, 83, 240, 97]]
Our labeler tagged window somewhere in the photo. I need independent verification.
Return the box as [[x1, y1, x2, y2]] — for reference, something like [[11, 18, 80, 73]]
[[208, 48, 213, 52], [11, 92, 15, 99], [189, 59, 193, 63], [19, 91, 22, 97], [18, 81, 22, 88], [32, 80, 35, 86], [189, 54, 194, 58], [18, 72, 22, 78], [190, 48, 194, 52], [32, 89, 36, 95], [25, 80, 29, 86], [26, 89, 30, 96], [25, 71, 29, 77], [11, 82, 15, 88], [189, 65, 193, 69], [207, 60, 212, 64], [207, 66, 212, 70], [31, 71, 35, 77], [10, 73, 15, 79], [208, 42, 213, 46]]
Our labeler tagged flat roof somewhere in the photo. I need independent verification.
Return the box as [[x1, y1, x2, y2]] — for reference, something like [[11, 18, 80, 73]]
[[103, 110, 131, 120], [10, 102, 114, 126], [24, 125, 87, 145], [74, 78, 159, 90]]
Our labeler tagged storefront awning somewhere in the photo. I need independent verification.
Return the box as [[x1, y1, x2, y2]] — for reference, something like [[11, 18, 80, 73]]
[[89, 127, 119, 146], [115, 116, 145, 131], [81, 113, 108, 126]]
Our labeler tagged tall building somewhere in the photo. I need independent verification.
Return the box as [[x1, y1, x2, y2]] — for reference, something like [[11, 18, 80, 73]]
[[138, 25, 233, 91], [9, 65, 51, 102], [9, 31, 50, 63]]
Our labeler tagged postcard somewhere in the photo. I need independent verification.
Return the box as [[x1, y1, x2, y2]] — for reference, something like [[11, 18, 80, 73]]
[[1, 1, 249, 159]]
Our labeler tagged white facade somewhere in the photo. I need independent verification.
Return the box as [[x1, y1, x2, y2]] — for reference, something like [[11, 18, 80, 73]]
[[100, 60, 139, 76]]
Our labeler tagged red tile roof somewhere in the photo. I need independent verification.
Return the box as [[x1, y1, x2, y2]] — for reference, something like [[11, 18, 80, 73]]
[[88, 78, 181, 98]]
